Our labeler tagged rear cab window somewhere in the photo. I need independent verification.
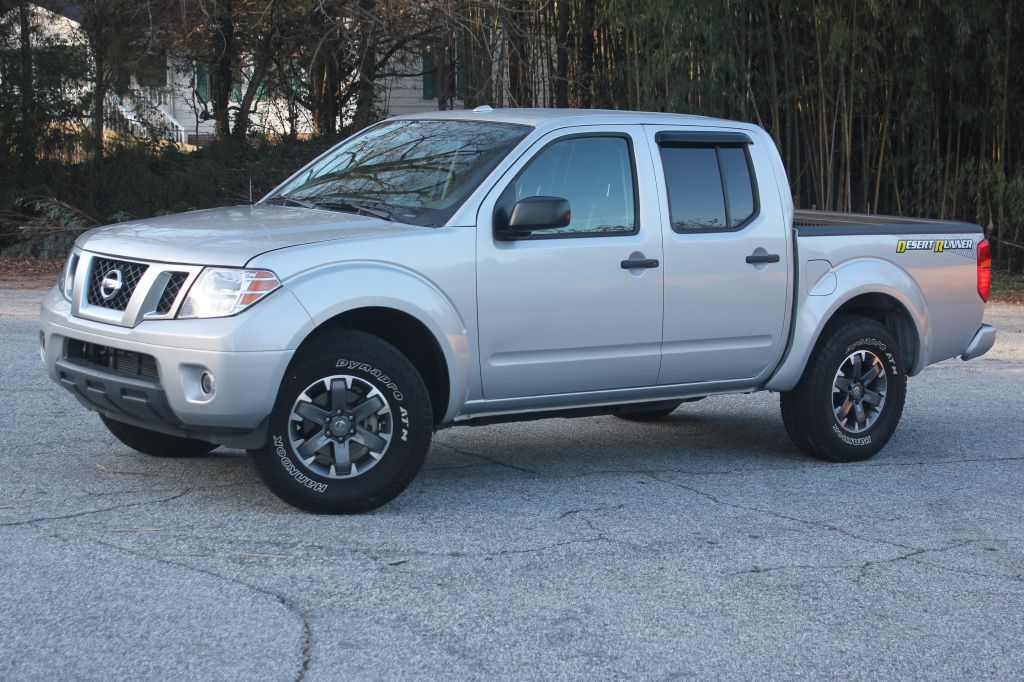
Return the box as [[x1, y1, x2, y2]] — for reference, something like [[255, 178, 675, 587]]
[[656, 132, 759, 232]]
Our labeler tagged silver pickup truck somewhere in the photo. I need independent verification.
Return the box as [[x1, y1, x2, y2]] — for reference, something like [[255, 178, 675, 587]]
[[40, 108, 996, 513]]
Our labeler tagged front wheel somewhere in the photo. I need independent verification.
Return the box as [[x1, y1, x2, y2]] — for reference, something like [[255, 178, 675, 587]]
[[249, 330, 433, 514], [780, 316, 907, 462]]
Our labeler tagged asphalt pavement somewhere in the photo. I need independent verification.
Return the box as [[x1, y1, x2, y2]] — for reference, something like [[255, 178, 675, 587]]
[[1, 286, 1022, 680]]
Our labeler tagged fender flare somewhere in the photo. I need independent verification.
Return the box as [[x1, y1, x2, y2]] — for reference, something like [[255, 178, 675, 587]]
[[766, 258, 930, 391], [282, 261, 472, 424]]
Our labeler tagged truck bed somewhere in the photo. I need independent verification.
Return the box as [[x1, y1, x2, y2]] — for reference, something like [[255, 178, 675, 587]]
[[794, 210, 982, 236]]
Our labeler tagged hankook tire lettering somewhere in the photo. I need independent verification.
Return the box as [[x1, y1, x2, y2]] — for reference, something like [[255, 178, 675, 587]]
[[274, 435, 328, 493]]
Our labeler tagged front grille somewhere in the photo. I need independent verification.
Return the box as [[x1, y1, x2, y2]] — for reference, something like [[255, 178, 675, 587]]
[[156, 272, 189, 314], [65, 339, 159, 380], [87, 257, 148, 311]]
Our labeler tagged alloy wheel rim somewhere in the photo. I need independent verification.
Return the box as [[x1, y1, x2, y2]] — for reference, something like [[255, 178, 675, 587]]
[[832, 350, 888, 433], [287, 375, 393, 479]]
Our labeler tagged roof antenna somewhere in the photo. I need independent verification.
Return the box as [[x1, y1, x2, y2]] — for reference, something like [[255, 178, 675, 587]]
[[249, 176, 253, 205]]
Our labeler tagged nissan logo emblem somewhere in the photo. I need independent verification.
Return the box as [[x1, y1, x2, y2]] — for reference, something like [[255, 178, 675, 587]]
[[99, 269, 123, 300]]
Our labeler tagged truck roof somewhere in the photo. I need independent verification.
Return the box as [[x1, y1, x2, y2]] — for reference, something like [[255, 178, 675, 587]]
[[394, 107, 754, 132]]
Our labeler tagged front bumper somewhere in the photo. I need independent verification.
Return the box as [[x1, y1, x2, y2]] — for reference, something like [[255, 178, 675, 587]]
[[40, 286, 314, 448], [961, 323, 996, 361]]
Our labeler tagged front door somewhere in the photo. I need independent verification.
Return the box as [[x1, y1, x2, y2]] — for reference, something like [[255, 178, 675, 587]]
[[476, 126, 663, 400], [648, 127, 791, 385]]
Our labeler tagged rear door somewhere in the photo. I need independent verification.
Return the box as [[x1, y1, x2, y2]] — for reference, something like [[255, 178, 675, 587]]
[[647, 128, 790, 385], [476, 126, 663, 399]]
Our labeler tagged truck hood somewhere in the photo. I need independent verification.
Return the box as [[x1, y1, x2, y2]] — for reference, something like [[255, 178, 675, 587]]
[[76, 205, 425, 267]]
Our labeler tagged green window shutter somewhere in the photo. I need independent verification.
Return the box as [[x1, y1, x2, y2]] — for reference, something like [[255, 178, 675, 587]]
[[422, 49, 435, 100], [195, 64, 209, 103]]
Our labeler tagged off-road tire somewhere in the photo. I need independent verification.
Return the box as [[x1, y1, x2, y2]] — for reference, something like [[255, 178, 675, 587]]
[[101, 415, 218, 457], [780, 315, 907, 462], [615, 401, 683, 422], [249, 330, 433, 514]]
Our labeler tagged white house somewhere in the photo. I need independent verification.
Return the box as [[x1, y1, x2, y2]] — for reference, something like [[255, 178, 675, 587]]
[[8, 2, 450, 146]]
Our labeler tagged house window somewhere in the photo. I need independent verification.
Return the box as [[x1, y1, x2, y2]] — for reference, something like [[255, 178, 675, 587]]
[[136, 52, 167, 89]]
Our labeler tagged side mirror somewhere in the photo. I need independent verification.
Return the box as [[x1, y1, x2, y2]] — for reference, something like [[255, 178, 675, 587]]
[[499, 196, 571, 238]]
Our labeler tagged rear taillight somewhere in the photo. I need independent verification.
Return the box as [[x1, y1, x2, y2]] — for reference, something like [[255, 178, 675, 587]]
[[977, 238, 992, 302]]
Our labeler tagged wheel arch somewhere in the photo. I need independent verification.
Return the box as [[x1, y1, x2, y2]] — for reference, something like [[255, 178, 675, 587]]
[[767, 259, 930, 391], [828, 292, 920, 370], [283, 264, 472, 426], [294, 307, 452, 426]]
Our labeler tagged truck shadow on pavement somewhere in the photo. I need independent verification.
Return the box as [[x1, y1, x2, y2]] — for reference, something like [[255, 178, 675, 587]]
[[141, 405, 818, 512]]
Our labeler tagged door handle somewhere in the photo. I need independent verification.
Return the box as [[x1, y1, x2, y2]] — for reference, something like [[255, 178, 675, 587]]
[[621, 258, 660, 269], [745, 253, 780, 264]]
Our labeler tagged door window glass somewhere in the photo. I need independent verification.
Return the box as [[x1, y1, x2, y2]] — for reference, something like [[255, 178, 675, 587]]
[[510, 136, 637, 236], [660, 146, 726, 231], [660, 143, 758, 232], [719, 146, 755, 227]]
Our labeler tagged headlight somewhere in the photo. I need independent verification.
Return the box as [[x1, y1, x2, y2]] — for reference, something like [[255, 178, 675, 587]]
[[178, 268, 280, 319], [58, 250, 79, 301]]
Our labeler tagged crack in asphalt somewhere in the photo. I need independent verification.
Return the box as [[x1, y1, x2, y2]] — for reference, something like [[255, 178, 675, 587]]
[[81, 535, 315, 682], [650, 475, 1024, 584], [482, 537, 606, 557], [432, 438, 544, 476], [899, 554, 1024, 584], [725, 540, 984, 581], [557, 504, 626, 521], [648, 473, 920, 551], [81, 482, 245, 498], [552, 503, 647, 553], [0, 490, 192, 528]]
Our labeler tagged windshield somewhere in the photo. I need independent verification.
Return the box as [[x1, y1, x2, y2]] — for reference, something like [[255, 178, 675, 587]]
[[268, 119, 531, 227]]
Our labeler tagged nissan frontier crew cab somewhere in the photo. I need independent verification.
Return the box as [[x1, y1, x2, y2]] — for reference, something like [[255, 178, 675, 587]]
[[40, 108, 997, 513]]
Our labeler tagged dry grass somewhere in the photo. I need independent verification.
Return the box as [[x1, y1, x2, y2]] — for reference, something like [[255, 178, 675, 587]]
[[990, 269, 1024, 304]]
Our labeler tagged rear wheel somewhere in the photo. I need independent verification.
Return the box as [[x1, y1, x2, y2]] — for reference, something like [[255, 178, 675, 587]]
[[101, 416, 217, 457], [780, 316, 907, 462], [249, 330, 433, 514]]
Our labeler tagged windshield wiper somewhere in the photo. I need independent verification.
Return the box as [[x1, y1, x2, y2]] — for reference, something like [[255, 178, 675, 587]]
[[264, 195, 316, 209], [309, 199, 396, 222]]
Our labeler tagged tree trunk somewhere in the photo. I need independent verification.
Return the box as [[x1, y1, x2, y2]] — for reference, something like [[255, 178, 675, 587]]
[[506, 2, 531, 107], [232, 25, 274, 141], [310, 51, 338, 135], [578, 0, 596, 108], [461, 2, 494, 108], [213, 0, 234, 141], [17, 1, 35, 170], [435, 36, 452, 111], [761, 0, 781, 148], [352, 0, 377, 131], [91, 28, 106, 164]]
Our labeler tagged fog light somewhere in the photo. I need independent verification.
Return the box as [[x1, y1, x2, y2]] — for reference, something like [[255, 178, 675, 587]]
[[200, 372, 216, 396]]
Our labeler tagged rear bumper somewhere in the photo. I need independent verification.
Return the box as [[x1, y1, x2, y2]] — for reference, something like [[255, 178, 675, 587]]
[[961, 323, 996, 361]]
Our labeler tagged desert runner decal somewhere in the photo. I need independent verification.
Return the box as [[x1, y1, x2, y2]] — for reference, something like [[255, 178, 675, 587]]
[[896, 237, 975, 254]]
